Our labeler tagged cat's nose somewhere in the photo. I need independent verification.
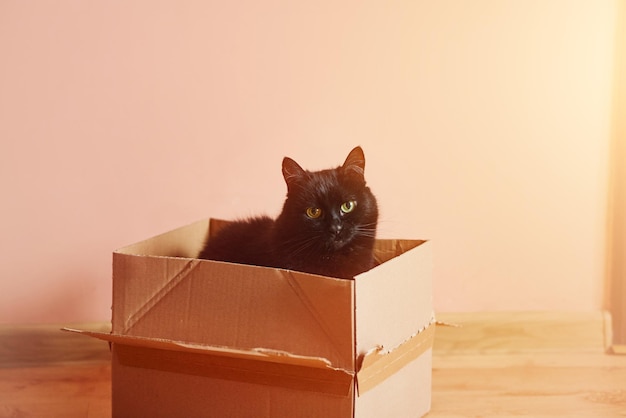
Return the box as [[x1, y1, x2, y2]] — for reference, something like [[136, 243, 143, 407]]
[[331, 224, 343, 236]]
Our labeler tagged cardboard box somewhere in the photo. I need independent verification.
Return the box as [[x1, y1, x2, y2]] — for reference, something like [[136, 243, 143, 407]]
[[69, 218, 434, 417]]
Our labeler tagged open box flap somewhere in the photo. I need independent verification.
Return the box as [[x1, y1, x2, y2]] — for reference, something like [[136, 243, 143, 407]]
[[63, 323, 435, 397], [114, 218, 209, 259], [63, 328, 354, 396], [372, 238, 426, 266], [62, 328, 335, 367]]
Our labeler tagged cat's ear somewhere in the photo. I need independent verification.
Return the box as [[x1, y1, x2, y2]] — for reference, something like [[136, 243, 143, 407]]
[[282, 157, 307, 190], [342, 146, 366, 179]]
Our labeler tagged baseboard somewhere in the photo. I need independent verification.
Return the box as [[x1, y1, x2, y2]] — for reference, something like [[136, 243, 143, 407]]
[[608, 345, 626, 355]]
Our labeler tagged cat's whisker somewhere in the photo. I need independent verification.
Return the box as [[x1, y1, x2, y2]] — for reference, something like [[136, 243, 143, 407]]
[[277, 234, 320, 257]]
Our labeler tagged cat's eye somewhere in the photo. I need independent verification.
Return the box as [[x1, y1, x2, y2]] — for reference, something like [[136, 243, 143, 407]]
[[306, 207, 322, 219], [340, 200, 357, 214]]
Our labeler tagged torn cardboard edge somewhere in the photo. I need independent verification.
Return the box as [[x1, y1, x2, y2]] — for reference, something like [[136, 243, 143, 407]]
[[63, 320, 435, 396], [63, 328, 353, 396], [62, 328, 335, 367], [356, 317, 436, 395]]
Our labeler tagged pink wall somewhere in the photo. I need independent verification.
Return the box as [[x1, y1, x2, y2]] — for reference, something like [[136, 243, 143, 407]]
[[0, 1, 618, 324]]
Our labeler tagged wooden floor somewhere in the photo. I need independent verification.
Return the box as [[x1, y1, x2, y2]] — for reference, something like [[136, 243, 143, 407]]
[[1, 312, 625, 417]]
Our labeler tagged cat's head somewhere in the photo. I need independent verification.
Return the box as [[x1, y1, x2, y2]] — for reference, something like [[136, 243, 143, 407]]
[[277, 146, 378, 253]]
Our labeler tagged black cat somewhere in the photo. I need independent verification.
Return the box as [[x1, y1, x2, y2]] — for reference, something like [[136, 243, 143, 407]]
[[197, 146, 378, 279]]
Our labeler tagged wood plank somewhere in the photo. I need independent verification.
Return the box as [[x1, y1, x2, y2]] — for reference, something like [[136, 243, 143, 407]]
[[429, 312, 626, 416], [431, 362, 626, 417], [434, 311, 611, 355], [0, 323, 111, 368], [0, 364, 111, 418], [2, 312, 625, 417]]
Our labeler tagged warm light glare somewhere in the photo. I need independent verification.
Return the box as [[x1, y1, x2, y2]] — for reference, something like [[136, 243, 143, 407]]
[[0, 1, 619, 323]]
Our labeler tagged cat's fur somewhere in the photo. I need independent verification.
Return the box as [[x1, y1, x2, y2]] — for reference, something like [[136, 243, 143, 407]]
[[197, 146, 378, 279]]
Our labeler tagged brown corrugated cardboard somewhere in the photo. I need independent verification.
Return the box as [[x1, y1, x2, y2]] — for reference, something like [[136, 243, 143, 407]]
[[68, 217, 433, 417]]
